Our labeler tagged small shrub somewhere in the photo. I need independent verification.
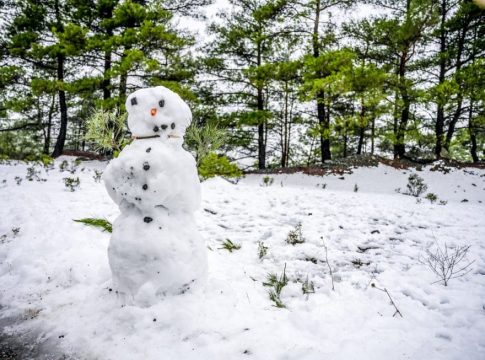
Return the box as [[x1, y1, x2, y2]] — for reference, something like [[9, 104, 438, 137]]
[[23, 154, 53, 168], [354, 184, 359, 192], [15, 176, 22, 185], [58, 159, 79, 173], [439, 200, 447, 206], [404, 173, 428, 197], [40, 155, 54, 167], [68, 161, 79, 174], [301, 276, 315, 295], [219, 238, 241, 252], [198, 153, 242, 180], [420, 243, 474, 286], [63, 177, 80, 192], [93, 170, 103, 183], [425, 193, 438, 204], [263, 264, 288, 308], [258, 241, 268, 259], [26, 166, 41, 181], [262, 176, 274, 186], [74, 218, 112, 233], [59, 160, 69, 172], [286, 223, 304, 245]]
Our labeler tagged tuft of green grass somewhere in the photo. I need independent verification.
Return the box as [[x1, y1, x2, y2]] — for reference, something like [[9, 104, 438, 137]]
[[286, 223, 305, 245], [263, 263, 288, 308], [63, 177, 80, 191], [262, 176, 274, 186], [425, 193, 438, 204], [74, 218, 112, 233], [301, 276, 315, 295], [219, 238, 241, 252]]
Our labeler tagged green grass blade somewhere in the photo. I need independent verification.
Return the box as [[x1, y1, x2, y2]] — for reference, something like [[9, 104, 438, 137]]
[[74, 218, 112, 233]]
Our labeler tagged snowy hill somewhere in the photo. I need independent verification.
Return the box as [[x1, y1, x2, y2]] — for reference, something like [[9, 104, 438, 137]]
[[1, 158, 484, 359]]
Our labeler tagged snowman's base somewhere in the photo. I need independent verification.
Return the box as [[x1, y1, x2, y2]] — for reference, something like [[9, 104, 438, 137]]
[[112, 278, 202, 308], [108, 209, 207, 307]]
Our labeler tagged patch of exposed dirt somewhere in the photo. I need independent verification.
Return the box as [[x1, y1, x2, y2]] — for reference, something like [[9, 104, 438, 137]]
[[245, 155, 484, 175]]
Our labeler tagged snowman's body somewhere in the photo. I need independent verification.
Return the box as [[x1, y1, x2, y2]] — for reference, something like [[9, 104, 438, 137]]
[[103, 87, 207, 306]]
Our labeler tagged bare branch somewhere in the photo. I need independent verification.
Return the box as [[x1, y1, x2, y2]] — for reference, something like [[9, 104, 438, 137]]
[[321, 237, 335, 291]]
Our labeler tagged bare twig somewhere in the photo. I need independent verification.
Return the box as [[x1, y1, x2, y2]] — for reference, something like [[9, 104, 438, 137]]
[[371, 284, 403, 318], [321, 237, 335, 291], [204, 208, 218, 215]]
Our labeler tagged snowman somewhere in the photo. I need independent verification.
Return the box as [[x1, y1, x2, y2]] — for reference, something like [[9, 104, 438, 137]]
[[103, 86, 207, 306]]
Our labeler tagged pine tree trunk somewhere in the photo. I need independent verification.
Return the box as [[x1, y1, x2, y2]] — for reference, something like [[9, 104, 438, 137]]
[[444, 22, 468, 152], [118, 58, 128, 112], [51, 0, 68, 158], [467, 26, 479, 163], [435, 0, 447, 159], [103, 50, 112, 101], [43, 94, 55, 154], [371, 117, 375, 155], [394, 50, 409, 159], [52, 53, 68, 158], [313, 0, 331, 163], [393, 89, 399, 158], [281, 82, 289, 167], [343, 126, 348, 158], [257, 87, 265, 169], [357, 126, 365, 155], [116, 46, 131, 147], [256, 40, 266, 169], [468, 100, 478, 162], [395, 102, 410, 159], [102, 4, 113, 103], [393, 0, 413, 160], [357, 102, 365, 155]]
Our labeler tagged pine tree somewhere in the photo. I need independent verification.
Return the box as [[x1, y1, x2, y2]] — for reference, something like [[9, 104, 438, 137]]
[[295, 0, 352, 162], [367, 0, 437, 159], [207, 0, 291, 169], [271, 57, 302, 167], [343, 19, 389, 155], [437, 0, 484, 159], [7, 0, 88, 157]]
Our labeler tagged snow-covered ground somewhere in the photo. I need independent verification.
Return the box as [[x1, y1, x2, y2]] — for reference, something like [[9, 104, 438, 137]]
[[1, 158, 484, 359]]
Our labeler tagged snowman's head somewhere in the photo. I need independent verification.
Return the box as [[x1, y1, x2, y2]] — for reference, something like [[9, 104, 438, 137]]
[[125, 86, 192, 142]]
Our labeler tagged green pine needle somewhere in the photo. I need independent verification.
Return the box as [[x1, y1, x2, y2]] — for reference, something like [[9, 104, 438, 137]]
[[219, 238, 241, 252], [264, 264, 288, 308], [74, 218, 112, 233]]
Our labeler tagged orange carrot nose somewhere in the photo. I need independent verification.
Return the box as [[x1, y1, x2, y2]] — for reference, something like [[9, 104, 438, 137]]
[[150, 108, 157, 116]]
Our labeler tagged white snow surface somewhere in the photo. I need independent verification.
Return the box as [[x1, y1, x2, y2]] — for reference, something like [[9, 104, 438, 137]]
[[1, 159, 485, 359]]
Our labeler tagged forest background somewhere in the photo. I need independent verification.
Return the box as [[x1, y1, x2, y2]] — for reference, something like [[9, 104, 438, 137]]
[[0, 0, 483, 171]]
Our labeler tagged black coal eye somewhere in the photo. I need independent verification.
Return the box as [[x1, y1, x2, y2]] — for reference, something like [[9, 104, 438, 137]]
[[131, 97, 137, 106], [158, 99, 165, 107], [171, 123, 175, 129], [161, 124, 168, 130]]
